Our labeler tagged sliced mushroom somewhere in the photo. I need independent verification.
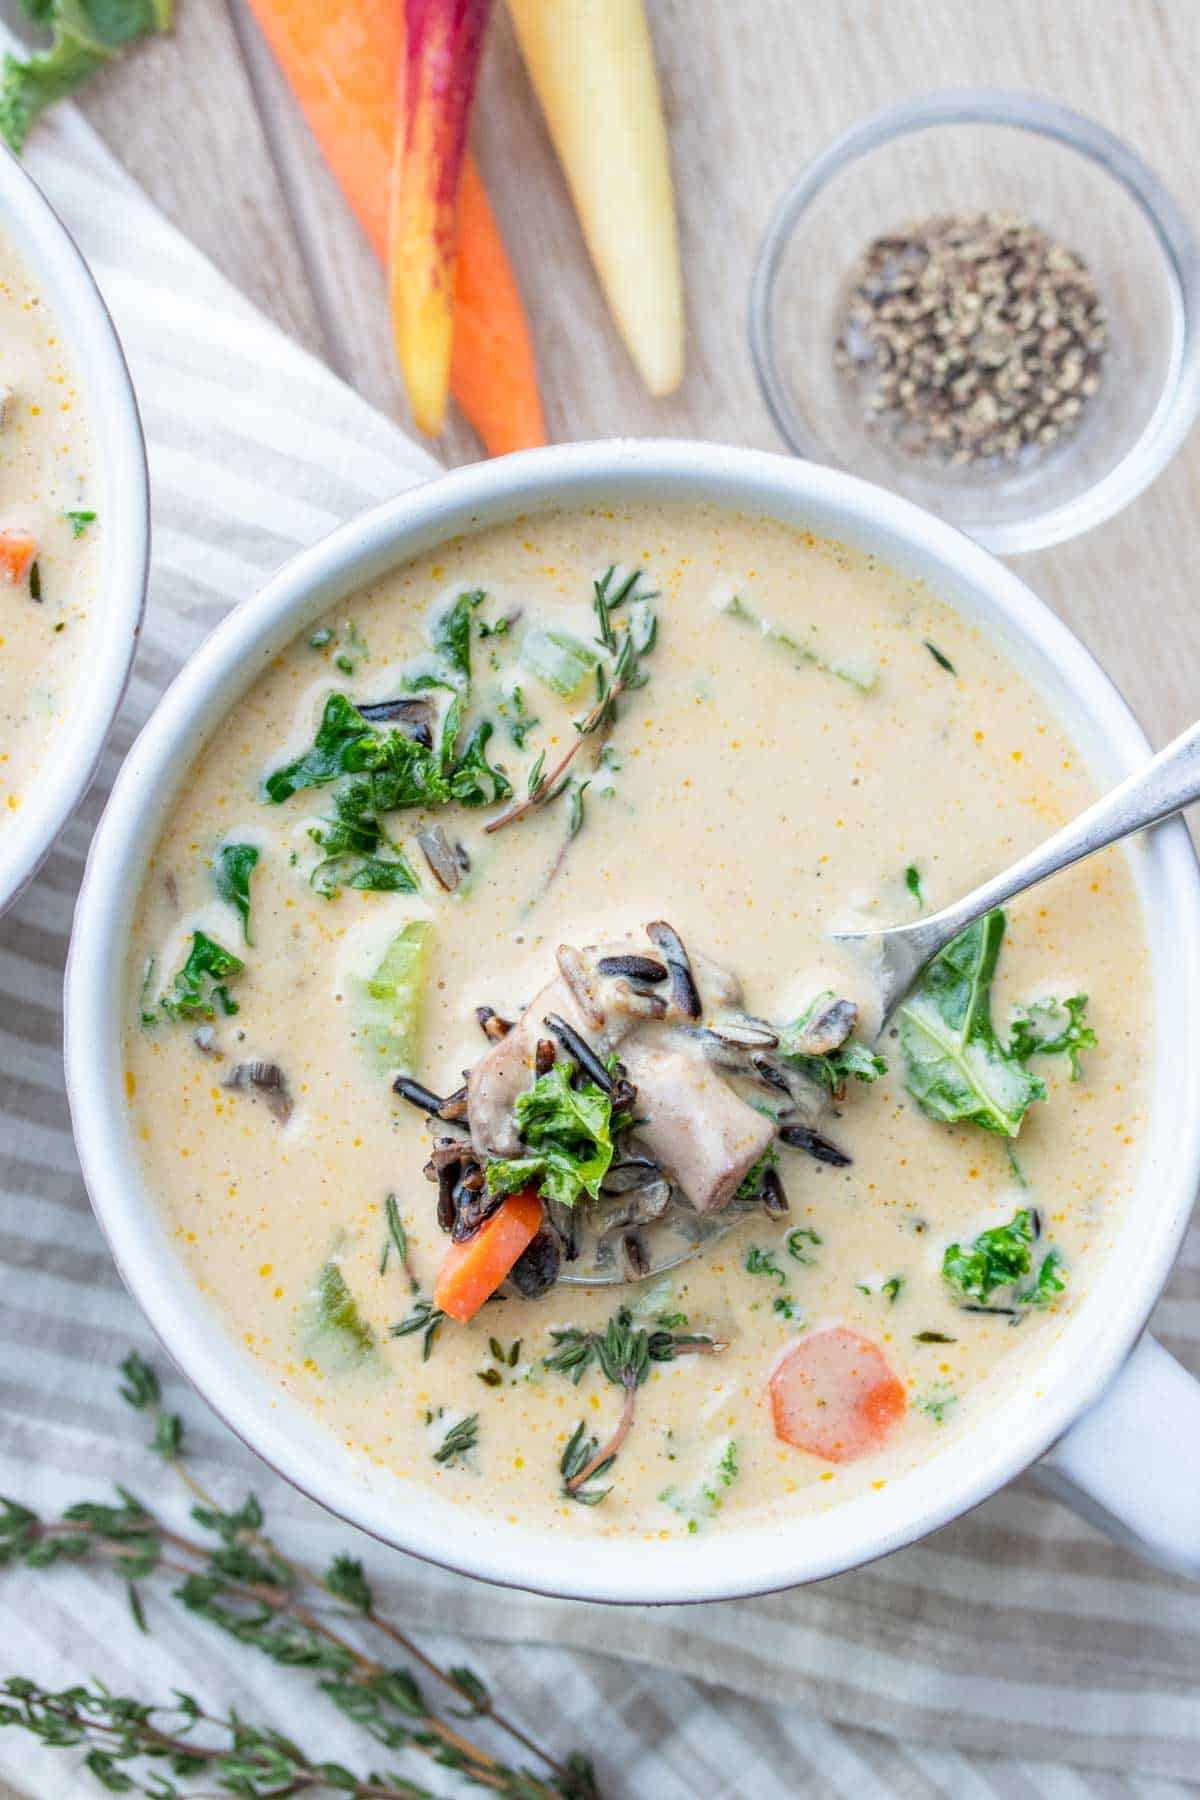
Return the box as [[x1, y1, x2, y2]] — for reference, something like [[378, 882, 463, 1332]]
[[619, 1230, 650, 1282], [417, 824, 462, 892], [423, 1139, 463, 1233], [788, 995, 859, 1057], [555, 944, 606, 1031], [357, 696, 436, 746], [706, 1013, 780, 1051], [451, 1165, 501, 1242], [508, 1225, 562, 1298], [223, 1061, 292, 1124], [595, 1158, 672, 1233]]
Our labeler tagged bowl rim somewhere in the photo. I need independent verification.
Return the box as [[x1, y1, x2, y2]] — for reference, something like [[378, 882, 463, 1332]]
[[64, 439, 1200, 1604], [748, 87, 1200, 557], [0, 143, 149, 911]]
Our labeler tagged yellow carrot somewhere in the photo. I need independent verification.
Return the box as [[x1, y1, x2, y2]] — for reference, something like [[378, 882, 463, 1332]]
[[391, 0, 494, 436], [507, 0, 684, 395]]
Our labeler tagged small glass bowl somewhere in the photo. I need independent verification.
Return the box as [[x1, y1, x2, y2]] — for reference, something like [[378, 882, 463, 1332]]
[[749, 90, 1200, 554]]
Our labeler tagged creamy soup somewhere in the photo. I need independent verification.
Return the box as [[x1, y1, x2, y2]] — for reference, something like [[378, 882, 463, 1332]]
[[0, 238, 101, 817], [123, 505, 1149, 1538]]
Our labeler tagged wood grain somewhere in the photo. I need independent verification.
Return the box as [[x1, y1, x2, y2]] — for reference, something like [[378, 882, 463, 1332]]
[[58, 0, 1198, 752]]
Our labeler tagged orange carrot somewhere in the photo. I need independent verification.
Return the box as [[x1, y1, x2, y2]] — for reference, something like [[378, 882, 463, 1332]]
[[243, 0, 545, 454], [0, 531, 37, 585], [768, 1327, 906, 1464], [434, 1188, 543, 1323]]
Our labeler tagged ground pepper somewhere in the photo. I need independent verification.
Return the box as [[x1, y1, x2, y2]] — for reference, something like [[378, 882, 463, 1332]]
[[834, 210, 1108, 465]]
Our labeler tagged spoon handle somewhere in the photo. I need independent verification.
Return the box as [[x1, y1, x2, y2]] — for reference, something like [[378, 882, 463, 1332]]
[[920, 716, 1200, 953]]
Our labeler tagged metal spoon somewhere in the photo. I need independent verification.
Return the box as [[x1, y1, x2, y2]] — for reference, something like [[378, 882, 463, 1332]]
[[833, 716, 1200, 1027], [563, 720, 1200, 1286]]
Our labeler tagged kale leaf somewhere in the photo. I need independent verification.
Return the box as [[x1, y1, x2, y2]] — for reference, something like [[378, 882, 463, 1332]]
[[898, 910, 1045, 1137], [157, 931, 243, 1022], [429, 589, 478, 686], [265, 693, 379, 803], [0, 0, 171, 155], [1009, 994, 1096, 1082], [942, 1206, 1067, 1311], [307, 783, 419, 898], [447, 719, 513, 808], [214, 842, 258, 943], [486, 1062, 615, 1208], [265, 593, 512, 874]]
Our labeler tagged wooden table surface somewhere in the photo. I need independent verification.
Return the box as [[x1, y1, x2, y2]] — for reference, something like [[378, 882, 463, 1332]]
[[55, 0, 1199, 755], [1, 3, 1198, 1793]]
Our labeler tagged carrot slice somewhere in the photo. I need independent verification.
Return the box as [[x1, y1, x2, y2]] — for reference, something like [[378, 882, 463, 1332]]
[[0, 531, 37, 584], [243, 0, 545, 455], [434, 1188, 543, 1323], [768, 1327, 906, 1464]]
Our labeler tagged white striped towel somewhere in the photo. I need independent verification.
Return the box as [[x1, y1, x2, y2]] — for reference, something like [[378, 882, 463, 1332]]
[[0, 87, 1197, 1800]]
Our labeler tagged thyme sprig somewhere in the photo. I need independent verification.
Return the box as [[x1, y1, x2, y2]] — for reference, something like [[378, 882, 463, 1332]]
[[545, 1309, 722, 1503], [389, 1298, 445, 1360], [0, 1676, 599, 1799], [0, 1352, 598, 1799], [484, 568, 657, 838]]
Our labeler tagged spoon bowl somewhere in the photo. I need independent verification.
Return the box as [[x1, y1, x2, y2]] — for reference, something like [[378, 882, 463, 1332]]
[[835, 715, 1200, 1028]]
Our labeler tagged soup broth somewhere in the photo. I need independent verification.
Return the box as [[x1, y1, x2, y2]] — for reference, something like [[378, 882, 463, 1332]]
[[0, 238, 101, 817], [123, 504, 1148, 1537]]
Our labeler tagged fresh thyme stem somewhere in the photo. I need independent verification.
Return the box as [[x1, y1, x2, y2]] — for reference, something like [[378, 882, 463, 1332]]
[[565, 1385, 637, 1496], [1, 1352, 599, 1799], [169, 1454, 561, 1782], [20, 1518, 509, 1782], [1, 1680, 447, 1799], [483, 677, 628, 836]]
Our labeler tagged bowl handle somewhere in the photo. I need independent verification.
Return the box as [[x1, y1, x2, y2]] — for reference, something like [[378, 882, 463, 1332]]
[[1034, 1334, 1200, 1577]]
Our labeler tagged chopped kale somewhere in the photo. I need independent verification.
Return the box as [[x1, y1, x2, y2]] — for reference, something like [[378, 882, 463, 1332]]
[[942, 1206, 1067, 1313], [486, 1061, 615, 1209], [156, 931, 243, 1022], [899, 910, 1045, 1136], [1009, 994, 1097, 1082], [447, 719, 512, 808], [214, 842, 259, 943]]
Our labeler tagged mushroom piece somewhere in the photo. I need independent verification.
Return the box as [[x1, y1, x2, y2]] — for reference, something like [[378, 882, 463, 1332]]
[[617, 1041, 776, 1213], [417, 824, 462, 892], [223, 1061, 292, 1124], [357, 695, 437, 746], [508, 1225, 562, 1298], [787, 995, 859, 1057]]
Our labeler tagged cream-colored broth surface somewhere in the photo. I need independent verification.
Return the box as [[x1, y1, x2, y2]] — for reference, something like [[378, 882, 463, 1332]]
[[123, 504, 1149, 1537], [0, 242, 101, 815]]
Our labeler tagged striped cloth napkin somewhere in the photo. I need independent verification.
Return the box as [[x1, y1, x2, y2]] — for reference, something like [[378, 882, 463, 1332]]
[[0, 94, 1197, 1800]]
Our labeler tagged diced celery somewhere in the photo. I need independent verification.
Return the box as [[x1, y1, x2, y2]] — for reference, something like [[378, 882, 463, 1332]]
[[520, 627, 601, 697], [355, 918, 429, 1074], [309, 1260, 375, 1371]]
